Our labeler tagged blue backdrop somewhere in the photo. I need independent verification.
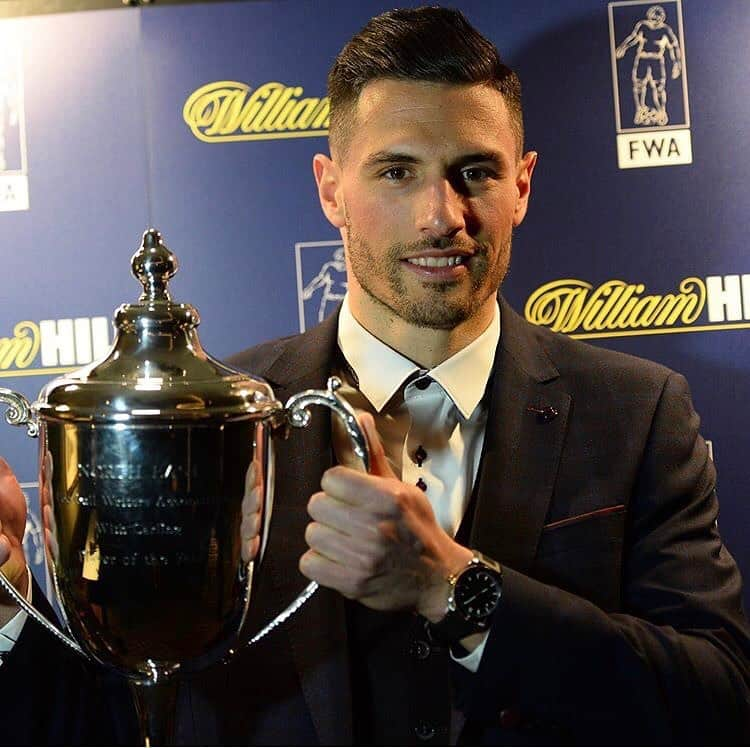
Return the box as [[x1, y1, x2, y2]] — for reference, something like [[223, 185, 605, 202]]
[[0, 0, 747, 607]]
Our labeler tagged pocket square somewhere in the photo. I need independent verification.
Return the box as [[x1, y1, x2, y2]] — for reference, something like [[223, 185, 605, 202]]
[[543, 503, 625, 531]]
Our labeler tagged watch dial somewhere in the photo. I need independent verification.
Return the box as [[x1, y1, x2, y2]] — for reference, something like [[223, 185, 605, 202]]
[[455, 568, 502, 620]]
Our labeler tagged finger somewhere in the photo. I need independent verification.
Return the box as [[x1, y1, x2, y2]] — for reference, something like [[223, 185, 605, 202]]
[[240, 507, 261, 540], [244, 459, 262, 496], [304, 521, 380, 571], [45, 527, 59, 562], [358, 413, 396, 479], [298, 549, 377, 599], [241, 535, 260, 564], [308, 490, 391, 536], [320, 466, 404, 513], [0, 533, 10, 565], [241, 484, 262, 517], [43, 504, 56, 536]]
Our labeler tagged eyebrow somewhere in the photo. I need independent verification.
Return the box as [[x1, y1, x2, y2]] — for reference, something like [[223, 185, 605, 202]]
[[362, 151, 421, 170], [361, 150, 508, 171], [454, 151, 507, 169]]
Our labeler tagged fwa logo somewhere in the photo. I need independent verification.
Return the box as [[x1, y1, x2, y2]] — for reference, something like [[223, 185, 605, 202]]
[[608, 1, 691, 169], [0, 30, 28, 211], [295, 241, 346, 332]]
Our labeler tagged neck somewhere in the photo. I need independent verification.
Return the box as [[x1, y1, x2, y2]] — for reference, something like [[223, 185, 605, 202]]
[[348, 293, 496, 369]]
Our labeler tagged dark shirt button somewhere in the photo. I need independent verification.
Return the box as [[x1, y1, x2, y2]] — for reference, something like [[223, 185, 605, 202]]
[[416, 477, 427, 491], [414, 445, 427, 466], [409, 639, 431, 659], [414, 721, 436, 741], [499, 707, 522, 729], [414, 377, 430, 390]]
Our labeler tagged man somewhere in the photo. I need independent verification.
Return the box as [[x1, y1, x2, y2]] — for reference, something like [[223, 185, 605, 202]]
[[0, 6, 748, 745]]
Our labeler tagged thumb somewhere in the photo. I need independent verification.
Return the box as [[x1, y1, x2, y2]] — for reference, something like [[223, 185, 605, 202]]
[[358, 412, 396, 479]]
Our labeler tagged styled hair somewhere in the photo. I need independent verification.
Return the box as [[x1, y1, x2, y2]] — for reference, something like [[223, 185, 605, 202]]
[[327, 6, 524, 157]]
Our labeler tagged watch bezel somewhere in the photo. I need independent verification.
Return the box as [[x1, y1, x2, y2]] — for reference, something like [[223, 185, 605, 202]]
[[453, 564, 503, 622]]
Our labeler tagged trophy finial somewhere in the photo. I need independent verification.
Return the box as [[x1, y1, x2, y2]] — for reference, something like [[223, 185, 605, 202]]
[[132, 228, 179, 302]]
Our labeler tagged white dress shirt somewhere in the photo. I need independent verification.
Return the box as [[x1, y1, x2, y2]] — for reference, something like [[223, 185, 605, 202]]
[[333, 296, 501, 671]]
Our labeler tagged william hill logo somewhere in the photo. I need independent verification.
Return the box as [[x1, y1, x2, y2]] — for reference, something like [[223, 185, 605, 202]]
[[525, 275, 750, 339], [183, 81, 329, 142], [0, 318, 110, 378]]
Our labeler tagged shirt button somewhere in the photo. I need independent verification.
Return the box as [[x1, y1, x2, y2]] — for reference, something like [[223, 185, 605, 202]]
[[413, 721, 436, 741], [416, 477, 427, 491], [414, 377, 430, 390], [409, 639, 431, 659]]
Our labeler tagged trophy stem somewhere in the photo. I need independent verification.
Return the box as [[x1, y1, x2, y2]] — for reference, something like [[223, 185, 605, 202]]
[[129, 680, 179, 747]]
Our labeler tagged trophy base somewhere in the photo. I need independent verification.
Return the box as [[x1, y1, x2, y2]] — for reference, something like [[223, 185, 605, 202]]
[[130, 679, 179, 747]]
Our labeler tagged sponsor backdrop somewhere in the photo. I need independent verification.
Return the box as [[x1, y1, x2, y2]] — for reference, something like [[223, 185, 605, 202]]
[[0, 0, 748, 613]]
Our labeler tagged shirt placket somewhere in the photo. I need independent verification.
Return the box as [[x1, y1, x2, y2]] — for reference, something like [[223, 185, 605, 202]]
[[401, 378, 462, 535]]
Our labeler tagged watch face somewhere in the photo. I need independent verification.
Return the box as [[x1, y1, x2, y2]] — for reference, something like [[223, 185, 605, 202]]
[[454, 567, 502, 621]]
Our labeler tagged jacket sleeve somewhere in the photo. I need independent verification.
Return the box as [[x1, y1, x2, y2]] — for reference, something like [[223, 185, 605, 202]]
[[0, 576, 136, 745], [463, 372, 750, 743]]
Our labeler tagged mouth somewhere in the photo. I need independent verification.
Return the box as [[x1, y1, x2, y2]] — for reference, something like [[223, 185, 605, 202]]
[[405, 255, 468, 268], [401, 252, 471, 279]]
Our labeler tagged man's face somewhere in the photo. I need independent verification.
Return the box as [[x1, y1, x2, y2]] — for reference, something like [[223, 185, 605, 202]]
[[314, 79, 536, 331]]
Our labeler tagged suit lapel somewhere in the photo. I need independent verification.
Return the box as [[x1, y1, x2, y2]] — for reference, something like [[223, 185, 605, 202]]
[[257, 312, 353, 746], [470, 299, 571, 573]]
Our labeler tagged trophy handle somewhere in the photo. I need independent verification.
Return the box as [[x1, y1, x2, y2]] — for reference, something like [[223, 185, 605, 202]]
[[244, 376, 370, 647], [0, 389, 86, 659], [0, 571, 87, 659], [0, 388, 39, 438], [284, 376, 370, 472]]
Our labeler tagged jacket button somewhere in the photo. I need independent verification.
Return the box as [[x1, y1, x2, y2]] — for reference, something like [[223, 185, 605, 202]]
[[409, 639, 431, 659], [499, 707, 521, 729], [414, 721, 436, 740]]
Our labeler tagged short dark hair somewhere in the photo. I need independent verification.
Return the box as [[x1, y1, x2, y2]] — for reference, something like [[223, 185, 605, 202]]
[[327, 6, 524, 157]]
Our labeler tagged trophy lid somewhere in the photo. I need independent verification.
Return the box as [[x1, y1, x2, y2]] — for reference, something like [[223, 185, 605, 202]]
[[37, 229, 280, 423]]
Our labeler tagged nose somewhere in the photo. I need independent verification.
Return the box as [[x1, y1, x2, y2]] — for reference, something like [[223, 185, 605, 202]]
[[415, 178, 465, 240]]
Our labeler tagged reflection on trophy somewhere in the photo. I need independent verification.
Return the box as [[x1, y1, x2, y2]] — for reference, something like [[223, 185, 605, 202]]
[[0, 229, 368, 746]]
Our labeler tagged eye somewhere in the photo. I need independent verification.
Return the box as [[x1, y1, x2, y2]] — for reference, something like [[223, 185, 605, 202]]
[[380, 166, 410, 182], [461, 166, 496, 183]]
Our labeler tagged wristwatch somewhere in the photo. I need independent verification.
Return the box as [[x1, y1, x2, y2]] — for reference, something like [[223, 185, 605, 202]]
[[425, 550, 503, 645]]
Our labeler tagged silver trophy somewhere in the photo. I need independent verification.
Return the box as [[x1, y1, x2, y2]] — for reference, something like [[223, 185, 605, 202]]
[[0, 229, 368, 745]]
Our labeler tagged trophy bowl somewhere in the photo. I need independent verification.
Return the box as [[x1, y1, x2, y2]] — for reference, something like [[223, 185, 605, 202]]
[[0, 229, 368, 745]]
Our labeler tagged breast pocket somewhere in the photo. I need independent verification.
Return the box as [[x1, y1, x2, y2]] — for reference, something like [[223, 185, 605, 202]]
[[533, 506, 626, 612]]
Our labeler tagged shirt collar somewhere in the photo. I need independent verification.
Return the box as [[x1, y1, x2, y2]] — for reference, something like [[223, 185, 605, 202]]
[[337, 296, 501, 419]]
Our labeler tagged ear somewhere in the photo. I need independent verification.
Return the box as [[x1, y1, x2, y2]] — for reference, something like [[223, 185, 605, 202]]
[[313, 153, 346, 229], [512, 150, 537, 227]]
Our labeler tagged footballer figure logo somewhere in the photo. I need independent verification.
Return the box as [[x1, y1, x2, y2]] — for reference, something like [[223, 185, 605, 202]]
[[295, 241, 347, 332], [615, 5, 682, 126]]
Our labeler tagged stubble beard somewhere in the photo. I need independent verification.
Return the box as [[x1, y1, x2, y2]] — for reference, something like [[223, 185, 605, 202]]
[[345, 221, 511, 330]]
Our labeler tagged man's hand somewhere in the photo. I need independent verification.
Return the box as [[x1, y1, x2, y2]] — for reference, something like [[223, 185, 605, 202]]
[[0, 457, 29, 626], [299, 414, 472, 621], [240, 457, 264, 565]]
